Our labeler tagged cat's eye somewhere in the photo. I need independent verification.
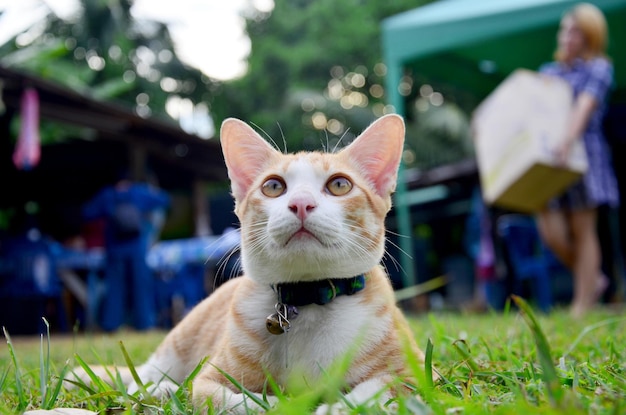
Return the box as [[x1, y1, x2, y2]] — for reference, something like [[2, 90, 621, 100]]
[[326, 175, 353, 196], [261, 177, 286, 197]]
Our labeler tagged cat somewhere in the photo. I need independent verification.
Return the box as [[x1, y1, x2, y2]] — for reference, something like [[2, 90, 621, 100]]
[[68, 114, 434, 414]]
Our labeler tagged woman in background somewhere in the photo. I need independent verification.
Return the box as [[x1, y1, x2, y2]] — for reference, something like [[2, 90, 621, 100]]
[[536, 3, 619, 317]]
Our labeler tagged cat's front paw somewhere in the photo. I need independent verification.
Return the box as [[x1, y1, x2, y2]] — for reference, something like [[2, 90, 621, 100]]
[[315, 378, 394, 414], [221, 394, 278, 415], [128, 379, 178, 398]]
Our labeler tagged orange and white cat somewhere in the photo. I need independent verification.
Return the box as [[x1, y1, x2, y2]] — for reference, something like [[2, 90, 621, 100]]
[[70, 114, 432, 414]]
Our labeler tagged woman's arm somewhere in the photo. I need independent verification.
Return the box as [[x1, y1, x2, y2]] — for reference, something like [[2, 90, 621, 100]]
[[556, 91, 598, 164]]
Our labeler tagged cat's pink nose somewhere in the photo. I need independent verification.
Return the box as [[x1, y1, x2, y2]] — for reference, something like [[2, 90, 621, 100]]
[[288, 194, 316, 220]]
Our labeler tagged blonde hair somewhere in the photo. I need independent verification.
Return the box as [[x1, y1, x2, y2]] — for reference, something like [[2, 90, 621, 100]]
[[555, 2, 609, 61]]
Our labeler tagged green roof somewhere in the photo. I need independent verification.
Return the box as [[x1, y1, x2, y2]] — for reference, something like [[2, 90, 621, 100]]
[[382, 0, 626, 113]]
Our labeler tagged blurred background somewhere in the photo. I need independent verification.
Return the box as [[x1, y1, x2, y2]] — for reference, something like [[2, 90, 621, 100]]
[[0, 0, 624, 333]]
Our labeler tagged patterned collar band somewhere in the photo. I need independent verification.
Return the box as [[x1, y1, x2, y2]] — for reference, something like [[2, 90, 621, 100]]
[[273, 274, 366, 307]]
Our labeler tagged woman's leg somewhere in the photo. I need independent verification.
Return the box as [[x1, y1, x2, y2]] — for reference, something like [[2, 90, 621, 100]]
[[568, 208, 606, 317], [536, 209, 574, 268]]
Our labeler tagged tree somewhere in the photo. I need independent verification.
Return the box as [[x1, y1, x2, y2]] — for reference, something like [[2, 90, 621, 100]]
[[0, 0, 216, 143], [210, 0, 475, 169]]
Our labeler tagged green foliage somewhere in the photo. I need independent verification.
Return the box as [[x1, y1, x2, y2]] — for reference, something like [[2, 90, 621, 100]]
[[405, 102, 473, 170], [512, 295, 562, 405], [1, 308, 625, 414], [212, 0, 441, 156]]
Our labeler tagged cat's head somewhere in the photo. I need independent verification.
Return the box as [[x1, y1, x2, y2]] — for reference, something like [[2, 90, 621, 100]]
[[220, 115, 405, 284]]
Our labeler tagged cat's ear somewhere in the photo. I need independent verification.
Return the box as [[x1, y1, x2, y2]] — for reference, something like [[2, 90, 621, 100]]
[[220, 118, 278, 201], [342, 114, 405, 197]]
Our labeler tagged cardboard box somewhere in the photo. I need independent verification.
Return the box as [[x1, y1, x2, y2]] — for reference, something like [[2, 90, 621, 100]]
[[473, 69, 588, 213]]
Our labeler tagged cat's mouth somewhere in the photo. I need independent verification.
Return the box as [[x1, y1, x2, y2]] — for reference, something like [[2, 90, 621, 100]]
[[286, 226, 321, 245]]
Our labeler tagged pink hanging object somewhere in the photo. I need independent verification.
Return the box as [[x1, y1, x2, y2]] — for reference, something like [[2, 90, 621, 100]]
[[12, 87, 41, 170]]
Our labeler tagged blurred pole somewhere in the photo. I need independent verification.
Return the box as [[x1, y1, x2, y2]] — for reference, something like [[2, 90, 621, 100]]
[[384, 62, 416, 289]]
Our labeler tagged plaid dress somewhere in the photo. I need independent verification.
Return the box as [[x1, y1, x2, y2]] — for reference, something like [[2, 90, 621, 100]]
[[539, 57, 620, 210]]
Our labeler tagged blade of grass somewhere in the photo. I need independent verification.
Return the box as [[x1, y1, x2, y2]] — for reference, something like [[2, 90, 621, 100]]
[[118, 340, 151, 401], [452, 339, 480, 373], [212, 364, 270, 411], [511, 294, 562, 406], [0, 365, 9, 393], [40, 333, 45, 401], [40, 317, 52, 406], [72, 353, 109, 393], [400, 395, 433, 415], [479, 337, 494, 362], [397, 340, 445, 415], [3, 327, 26, 412], [43, 364, 70, 409], [562, 316, 626, 359], [503, 296, 512, 315], [424, 337, 434, 389], [164, 385, 186, 414], [609, 340, 621, 362], [182, 356, 207, 393], [263, 371, 284, 404]]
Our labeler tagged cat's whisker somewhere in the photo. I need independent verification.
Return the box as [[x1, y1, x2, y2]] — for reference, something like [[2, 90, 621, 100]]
[[382, 246, 404, 277], [381, 242, 404, 268], [213, 245, 243, 289], [250, 121, 282, 152], [334, 238, 372, 264], [197, 231, 242, 290], [337, 241, 376, 261], [382, 241, 402, 266], [245, 223, 271, 251], [342, 220, 382, 246], [380, 233, 414, 284], [276, 121, 288, 154], [203, 230, 240, 261], [227, 255, 244, 281], [384, 235, 413, 262], [385, 229, 411, 239], [332, 127, 352, 153], [319, 129, 329, 153]]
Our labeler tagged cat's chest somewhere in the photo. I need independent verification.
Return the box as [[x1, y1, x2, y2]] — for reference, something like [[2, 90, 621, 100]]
[[236, 289, 390, 381]]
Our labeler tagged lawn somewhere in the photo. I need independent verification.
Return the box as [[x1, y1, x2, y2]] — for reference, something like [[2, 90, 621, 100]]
[[1, 297, 624, 414]]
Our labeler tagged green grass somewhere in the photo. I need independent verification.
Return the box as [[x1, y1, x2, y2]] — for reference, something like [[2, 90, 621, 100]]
[[1, 299, 625, 414]]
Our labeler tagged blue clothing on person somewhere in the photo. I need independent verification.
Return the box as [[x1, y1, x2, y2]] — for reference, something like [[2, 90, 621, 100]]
[[83, 181, 170, 331], [539, 57, 620, 209]]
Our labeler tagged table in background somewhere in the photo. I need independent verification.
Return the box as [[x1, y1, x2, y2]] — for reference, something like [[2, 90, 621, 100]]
[[56, 230, 240, 330]]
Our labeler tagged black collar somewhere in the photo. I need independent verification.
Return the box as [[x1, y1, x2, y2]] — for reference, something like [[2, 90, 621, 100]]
[[272, 274, 366, 307]]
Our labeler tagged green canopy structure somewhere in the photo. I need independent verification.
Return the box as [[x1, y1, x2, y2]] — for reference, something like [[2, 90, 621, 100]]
[[383, 0, 625, 114], [381, 0, 626, 287]]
